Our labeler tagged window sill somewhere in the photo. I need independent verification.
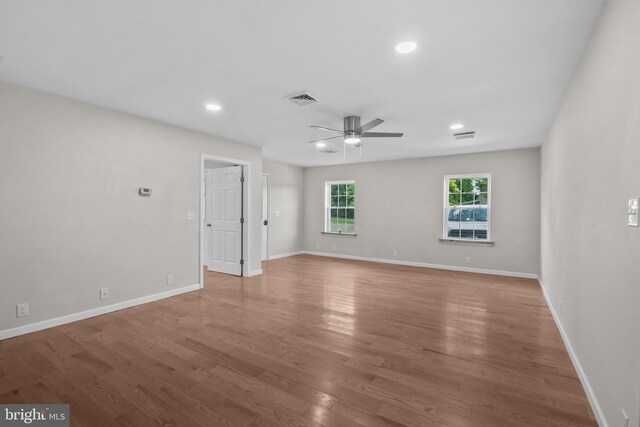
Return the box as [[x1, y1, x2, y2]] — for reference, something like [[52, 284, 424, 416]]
[[439, 238, 494, 245], [321, 231, 357, 237]]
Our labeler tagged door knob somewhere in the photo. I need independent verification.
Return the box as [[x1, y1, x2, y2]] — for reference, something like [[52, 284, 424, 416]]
[[263, 220, 268, 226], [206, 224, 212, 227]]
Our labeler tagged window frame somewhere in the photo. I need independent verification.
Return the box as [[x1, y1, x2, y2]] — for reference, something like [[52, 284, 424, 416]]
[[442, 173, 492, 242], [324, 180, 356, 234]]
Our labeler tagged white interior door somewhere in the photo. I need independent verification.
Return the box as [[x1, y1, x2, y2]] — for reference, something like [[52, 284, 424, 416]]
[[206, 166, 242, 276], [261, 174, 269, 261]]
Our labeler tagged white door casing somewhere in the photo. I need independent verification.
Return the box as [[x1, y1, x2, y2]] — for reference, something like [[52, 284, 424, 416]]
[[261, 174, 269, 261], [206, 166, 243, 276]]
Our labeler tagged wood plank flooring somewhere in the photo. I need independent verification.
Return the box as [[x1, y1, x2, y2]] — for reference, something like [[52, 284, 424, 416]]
[[0, 255, 596, 426]]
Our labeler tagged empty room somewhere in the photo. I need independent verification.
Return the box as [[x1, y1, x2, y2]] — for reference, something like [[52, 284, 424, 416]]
[[0, 1, 637, 426]]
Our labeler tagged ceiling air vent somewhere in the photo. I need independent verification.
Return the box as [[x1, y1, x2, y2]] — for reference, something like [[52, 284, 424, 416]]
[[320, 148, 338, 154], [287, 91, 319, 106], [454, 131, 476, 140]]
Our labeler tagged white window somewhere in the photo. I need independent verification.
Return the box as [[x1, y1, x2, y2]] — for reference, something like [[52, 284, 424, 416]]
[[443, 174, 491, 240], [325, 181, 355, 233]]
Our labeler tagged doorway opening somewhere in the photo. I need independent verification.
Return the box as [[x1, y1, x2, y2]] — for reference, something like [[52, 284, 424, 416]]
[[262, 173, 269, 262], [200, 154, 251, 287]]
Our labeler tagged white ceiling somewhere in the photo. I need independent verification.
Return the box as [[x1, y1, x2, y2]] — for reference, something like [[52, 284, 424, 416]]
[[0, 0, 604, 167]]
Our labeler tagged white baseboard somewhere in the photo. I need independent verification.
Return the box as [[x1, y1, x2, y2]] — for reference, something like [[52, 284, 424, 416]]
[[0, 284, 201, 341], [302, 251, 538, 279], [245, 269, 263, 277], [538, 278, 607, 427], [267, 251, 304, 260]]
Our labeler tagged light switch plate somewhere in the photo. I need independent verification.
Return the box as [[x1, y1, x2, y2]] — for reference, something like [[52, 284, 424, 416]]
[[628, 199, 639, 226], [186, 211, 196, 221], [274, 210, 280, 217]]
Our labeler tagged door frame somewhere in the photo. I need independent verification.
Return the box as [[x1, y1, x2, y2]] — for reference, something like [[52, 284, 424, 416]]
[[261, 173, 270, 261], [200, 154, 252, 287]]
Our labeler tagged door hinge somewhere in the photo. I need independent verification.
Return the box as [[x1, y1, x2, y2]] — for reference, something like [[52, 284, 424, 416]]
[[240, 176, 245, 183], [240, 259, 244, 265], [240, 217, 245, 224]]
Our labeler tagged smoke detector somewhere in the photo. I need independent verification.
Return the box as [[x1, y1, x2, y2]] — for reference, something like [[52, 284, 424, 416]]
[[454, 131, 476, 140], [286, 91, 319, 106]]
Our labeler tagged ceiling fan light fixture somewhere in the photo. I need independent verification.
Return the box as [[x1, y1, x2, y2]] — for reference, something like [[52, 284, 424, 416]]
[[344, 136, 361, 144], [205, 103, 222, 112], [449, 123, 464, 130], [395, 41, 417, 54], [316, 142, 326, 148]]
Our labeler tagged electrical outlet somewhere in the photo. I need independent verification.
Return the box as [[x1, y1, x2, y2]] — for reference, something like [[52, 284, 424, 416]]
[[465, 256, 471, 264], [167, 275, 174, 286], [621, 408, 628, 427], [16, 303, 29, 318], [316, 243, 320, 249], [186, 211, 195, 221], [100, 287, 110, 300], [393, 249, 398, 257], [284, 243, 289, 250], [332, 245, 337, 251]]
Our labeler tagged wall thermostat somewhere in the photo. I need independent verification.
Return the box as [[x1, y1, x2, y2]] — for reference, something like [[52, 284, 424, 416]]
[[139, 187, 152, 196]]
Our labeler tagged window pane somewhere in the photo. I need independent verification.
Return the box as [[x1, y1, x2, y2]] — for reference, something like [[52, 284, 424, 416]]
[[449, 179, 461, 194], [461, 193, 474, 205], [331, 185, 339, 196], [449, 194, 460, 206], [475, 192, 488, 205], [473, 228, 487, 239], [338, 209, 344, 232], [330, 208, 339, 232], [345, 209, 355, 233], [338, 184, 346, 195], [475, 178, 488, 193], [447, 205, 461, 238], [331, 196, 339, 207], [336, 196, 345, 207], [347, 196, 355, 207], [474, 208, 488, 222], [346, 184, 355, 196], [461, 179, 474, 193]]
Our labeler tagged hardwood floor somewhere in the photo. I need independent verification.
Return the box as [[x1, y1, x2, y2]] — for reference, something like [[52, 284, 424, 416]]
[[0, 255, 596, 426]]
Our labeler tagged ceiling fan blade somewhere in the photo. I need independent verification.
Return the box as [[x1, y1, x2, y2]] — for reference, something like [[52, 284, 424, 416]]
[[361, 132, 404, 138], [310, 125, 343, 133], [308, 135, 344, 143], [357, 118, 384, 133]]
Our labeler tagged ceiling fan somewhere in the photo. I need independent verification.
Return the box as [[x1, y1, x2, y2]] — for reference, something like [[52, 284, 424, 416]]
[[309, 116, 403, 150]]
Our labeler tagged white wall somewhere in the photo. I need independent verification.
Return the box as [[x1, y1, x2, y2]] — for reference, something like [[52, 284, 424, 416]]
[[262, 159, 304, 257], [303, 148, 540, 276], [0, 81, 262, 334], [541, 0, 640, 425]]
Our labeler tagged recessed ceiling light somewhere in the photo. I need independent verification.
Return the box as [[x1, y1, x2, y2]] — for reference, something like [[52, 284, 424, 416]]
[[344, 136, 361, 144], [449, 123, 464, 130], [205, 103, 222, 112], [316, 142, 326, 148], [395, 41, 417, 54]]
